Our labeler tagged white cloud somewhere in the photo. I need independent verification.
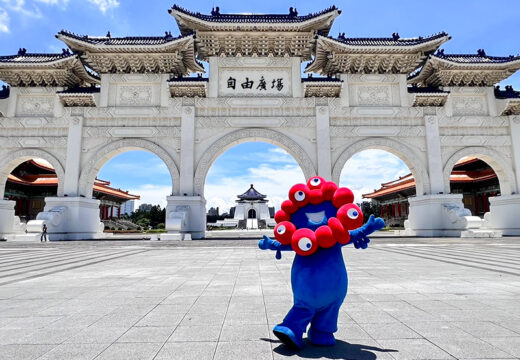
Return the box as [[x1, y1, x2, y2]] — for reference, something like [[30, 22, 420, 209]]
[[87, 0, 118, 13], [1, 0, 42, 18], [339, 149, 411, 203], [0, 7, 9, 32], [128, 184, 171, 209]]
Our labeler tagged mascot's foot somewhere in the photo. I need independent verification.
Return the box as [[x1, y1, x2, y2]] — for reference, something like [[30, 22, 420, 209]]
[[308, 328, 336, 346], [273, 325, 303, 350]]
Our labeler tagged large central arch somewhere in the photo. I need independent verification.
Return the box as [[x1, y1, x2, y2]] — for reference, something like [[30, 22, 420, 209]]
[[442, 146, 516, 196], [193, 128, 316, 195], [0, 149, 65, 199], [78, 138, 180, 197], [331, 137, 430, 196]]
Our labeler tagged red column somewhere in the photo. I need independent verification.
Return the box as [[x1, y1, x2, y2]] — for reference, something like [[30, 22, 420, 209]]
[[482, 193, 488, 213], [111, 205, 114, 220], [118, 207, 121, 219], [380, 206, 383, 218], [474, 194, 479, 215], [397, 203, 402, 217]]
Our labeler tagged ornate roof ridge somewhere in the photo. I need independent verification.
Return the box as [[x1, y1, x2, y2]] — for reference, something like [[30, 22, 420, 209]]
[[407, 85, 449, 94], [168, 75, 209, 82], [495, 85, 520, 99], [57, 85, 100, 94], [432, 49, 520, 63], [0, 50, 75, 63], [301, 75, 342, 82], [169, 4, 340, 23], [329, 31, 449, 46], [57, 29, 193, 45]]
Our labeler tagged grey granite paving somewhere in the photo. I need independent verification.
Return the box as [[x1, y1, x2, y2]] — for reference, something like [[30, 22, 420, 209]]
[[0, 237, 519, 359]]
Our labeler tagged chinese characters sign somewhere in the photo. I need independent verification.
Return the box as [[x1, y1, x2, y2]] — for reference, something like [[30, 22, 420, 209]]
[[219, 69, 291, 97]]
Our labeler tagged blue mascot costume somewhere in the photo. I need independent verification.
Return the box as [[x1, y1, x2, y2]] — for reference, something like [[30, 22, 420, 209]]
[[259, 176, 385, 350]]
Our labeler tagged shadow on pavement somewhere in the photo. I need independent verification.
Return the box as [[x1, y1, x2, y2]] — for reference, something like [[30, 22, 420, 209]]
[[262, 338, 398, 359]]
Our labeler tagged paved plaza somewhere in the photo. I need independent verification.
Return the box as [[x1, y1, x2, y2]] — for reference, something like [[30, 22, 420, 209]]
[[0, 237, 520, 360]]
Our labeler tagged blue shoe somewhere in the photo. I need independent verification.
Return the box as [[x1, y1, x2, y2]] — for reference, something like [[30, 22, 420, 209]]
[[273, 324, 303, 350], [308, 327, 335, 346]]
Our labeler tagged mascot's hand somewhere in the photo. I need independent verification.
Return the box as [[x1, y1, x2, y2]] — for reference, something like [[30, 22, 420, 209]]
[[349, 215, 385, 250], [258, 235, 283, 259]]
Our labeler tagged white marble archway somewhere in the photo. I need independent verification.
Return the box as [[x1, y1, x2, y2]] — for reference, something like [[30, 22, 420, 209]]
[[78, 138, 180, 197], [331, 137, 430, 196], [442, 146, 516, 196], [0, 149, 65, 199], [193, 128, 317, 195]]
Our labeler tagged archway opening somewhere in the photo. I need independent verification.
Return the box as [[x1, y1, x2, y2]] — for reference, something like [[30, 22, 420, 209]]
[[3, 158, 57, 222], [339, 149, 414, 229], [448, 156, 500, 217], [204, 141, 305, 230], [94, 150, 172, 233]]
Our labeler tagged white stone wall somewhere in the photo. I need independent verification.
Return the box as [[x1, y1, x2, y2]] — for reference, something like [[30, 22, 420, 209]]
[[1, 56, 519, 238]]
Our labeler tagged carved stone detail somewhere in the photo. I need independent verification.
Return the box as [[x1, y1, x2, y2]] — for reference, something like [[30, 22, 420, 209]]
[[118, 86, 153, 106], [452, 96, 488, 116], [357, 86, 391, 106], [16, 96, 55, 116], [79, 138, 180, 197], [193, 129, 316, 195], [196, 117, 314, 128]]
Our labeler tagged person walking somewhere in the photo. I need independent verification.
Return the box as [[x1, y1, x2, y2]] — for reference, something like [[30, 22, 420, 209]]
[[41, 223, 48, 242]]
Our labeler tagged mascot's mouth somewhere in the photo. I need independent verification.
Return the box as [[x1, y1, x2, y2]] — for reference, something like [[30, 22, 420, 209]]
[[305, 211, 326, 225]]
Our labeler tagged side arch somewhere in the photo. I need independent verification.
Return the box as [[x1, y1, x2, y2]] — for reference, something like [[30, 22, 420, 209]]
[[442, 146, 515, 195], [78, 138, 180, 197], [331, 137, 430, 196], [0, 149, 65, 199], [193, 128, 316, 195]]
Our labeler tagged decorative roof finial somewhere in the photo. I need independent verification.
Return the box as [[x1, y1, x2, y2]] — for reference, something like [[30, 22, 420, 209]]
[[211, 6, 220, 16], [392, 32, 400, 41], [289, 7, 298, 16], [477, 48, 486, 56], [106, 31, 111, 38], [17, 48, 27, 56], [436, 48, 445, 56]]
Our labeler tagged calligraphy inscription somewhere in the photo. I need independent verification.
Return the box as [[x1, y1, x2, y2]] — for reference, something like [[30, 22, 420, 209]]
[[219, 69, 291, 97]]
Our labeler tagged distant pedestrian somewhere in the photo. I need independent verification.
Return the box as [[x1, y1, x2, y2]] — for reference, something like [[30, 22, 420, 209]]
[[41, 223, 48, 242]]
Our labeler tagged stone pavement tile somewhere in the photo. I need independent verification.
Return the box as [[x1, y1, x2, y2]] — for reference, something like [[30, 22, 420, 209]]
[[0, 328, 37, 345], [377, 339, 455, 359], [180, 312, 225, 326], [64, 326, 128, 344], [2, 316, 62, 329], [189, 301, 229, 313], [37, 343, 108, 360], [195, 295, 231, 304], [168, 325, 221, 342], [116, 326, 174, 343], [155, 341, 217, 360], [485, 337, 520, 357], [135, 311, 185, 327], [450, 321, 520, 338], [403, 321, 475, 338], [18, 327, 79, 345], [429, 336, 514, 359], [160, 295, 198, 306], [0, 344, 54, 360], [498, 321, 520, 334], [272, 341, 333, 359], [334, 323, 373, 341], [95, 342, 162, 360], [214, 340, 272, 360], [361, 322, 422, 340], [346, 310, 399, 324], [219, 324, 269, 341], [91, 312, 143, 327], [224, 310, 268, 325]]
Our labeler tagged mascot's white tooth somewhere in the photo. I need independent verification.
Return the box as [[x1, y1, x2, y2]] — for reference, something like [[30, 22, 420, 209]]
[[305, 211, 325, 223]]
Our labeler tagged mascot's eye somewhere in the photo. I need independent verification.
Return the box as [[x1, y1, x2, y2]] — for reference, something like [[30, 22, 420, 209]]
[[347, 208, 359, 219], [298, 237, 313, 252], [295, 191, 306, 202], [311, 178, 321, 186], [276, 225, 286, 235]]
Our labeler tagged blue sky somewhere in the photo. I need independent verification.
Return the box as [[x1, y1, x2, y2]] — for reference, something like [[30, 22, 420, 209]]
[[1, 1, 518, 210]]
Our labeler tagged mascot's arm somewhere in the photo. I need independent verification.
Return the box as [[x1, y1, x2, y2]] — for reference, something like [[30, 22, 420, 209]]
[[258, 235, 292, 259], [347, 215, 385, 249]]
